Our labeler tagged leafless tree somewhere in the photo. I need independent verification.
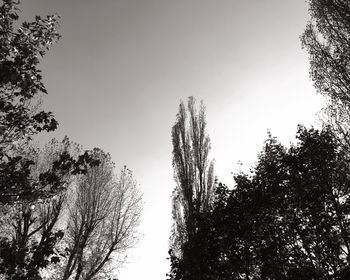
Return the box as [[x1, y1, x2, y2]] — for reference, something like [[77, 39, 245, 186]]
[[61, 149, 142, 280]]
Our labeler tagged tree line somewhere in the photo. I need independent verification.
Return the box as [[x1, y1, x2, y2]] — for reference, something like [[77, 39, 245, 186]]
[[167, 0, 350, 279], [2, 0, 350, 279]]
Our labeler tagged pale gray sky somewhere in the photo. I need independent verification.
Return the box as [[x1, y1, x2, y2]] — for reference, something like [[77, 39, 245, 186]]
[[21, 1, 324, 279]]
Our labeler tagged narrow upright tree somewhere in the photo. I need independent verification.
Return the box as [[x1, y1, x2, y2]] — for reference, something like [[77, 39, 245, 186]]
[[169, 97, 214, 279]]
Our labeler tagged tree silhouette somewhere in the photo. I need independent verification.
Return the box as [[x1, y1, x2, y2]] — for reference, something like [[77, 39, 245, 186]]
[[169, 126, 350, 279], [61, 151, 142, 280], [0, 0, 100, 203], [302, 0, 350, 149], [168, 97, 215, 280]]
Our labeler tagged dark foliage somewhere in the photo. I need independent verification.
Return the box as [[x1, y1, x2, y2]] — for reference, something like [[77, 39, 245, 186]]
[[0, 221, 65, 279], [168, 126, 350, 280], [302, 0, 350, 149], [0, 1, 102, 279], [0, 0, 60, 142], [0, 0, 100, 202], [302, 0, 350, 106]]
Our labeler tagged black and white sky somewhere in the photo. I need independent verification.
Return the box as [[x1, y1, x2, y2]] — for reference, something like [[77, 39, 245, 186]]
[[21, 1, 324, 279]]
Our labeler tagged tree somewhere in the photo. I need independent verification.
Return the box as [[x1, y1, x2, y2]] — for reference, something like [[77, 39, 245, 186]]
[[179, 126, 350, 280], [0, 0, 60, 143], [0, 137, 82, 280], [301, 0, 350, 149], [0, 2, 139, 278], [168, 97, 215, 279], [0, 0, 100, 204], [247, 126, 350, 279], [61, 149, 142, 280], [0, 0, 58, 199], [0, 141, 142, 280]]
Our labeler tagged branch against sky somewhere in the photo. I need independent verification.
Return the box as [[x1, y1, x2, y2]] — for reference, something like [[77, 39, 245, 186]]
[[0, 137, 80, 280], [62, 149, 142, 280], [0, 0, 60, 203], [302, 0, 350, 149], [0, 0, 60, 147], [0, 0, 100, 204]]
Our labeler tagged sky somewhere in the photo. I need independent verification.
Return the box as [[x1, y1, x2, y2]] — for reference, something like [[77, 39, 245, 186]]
[[20, 1, 325, 279]]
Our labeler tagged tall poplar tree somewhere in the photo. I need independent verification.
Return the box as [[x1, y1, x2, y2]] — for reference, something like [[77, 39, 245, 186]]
[[168, 97, 215, 279]]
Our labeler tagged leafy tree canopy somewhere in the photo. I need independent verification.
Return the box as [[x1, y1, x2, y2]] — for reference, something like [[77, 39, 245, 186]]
[[169, 126, 350, 280], [0, 0, 99, 203]]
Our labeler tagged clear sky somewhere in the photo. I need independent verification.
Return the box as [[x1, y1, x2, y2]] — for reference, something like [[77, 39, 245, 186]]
[[20, 1, 324, 279]]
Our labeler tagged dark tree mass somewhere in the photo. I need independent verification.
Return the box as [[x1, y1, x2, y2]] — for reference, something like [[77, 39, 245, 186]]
[[167, 1, 350, 279], [169, 126, 350, 280], [213, 127, 350, 279]]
